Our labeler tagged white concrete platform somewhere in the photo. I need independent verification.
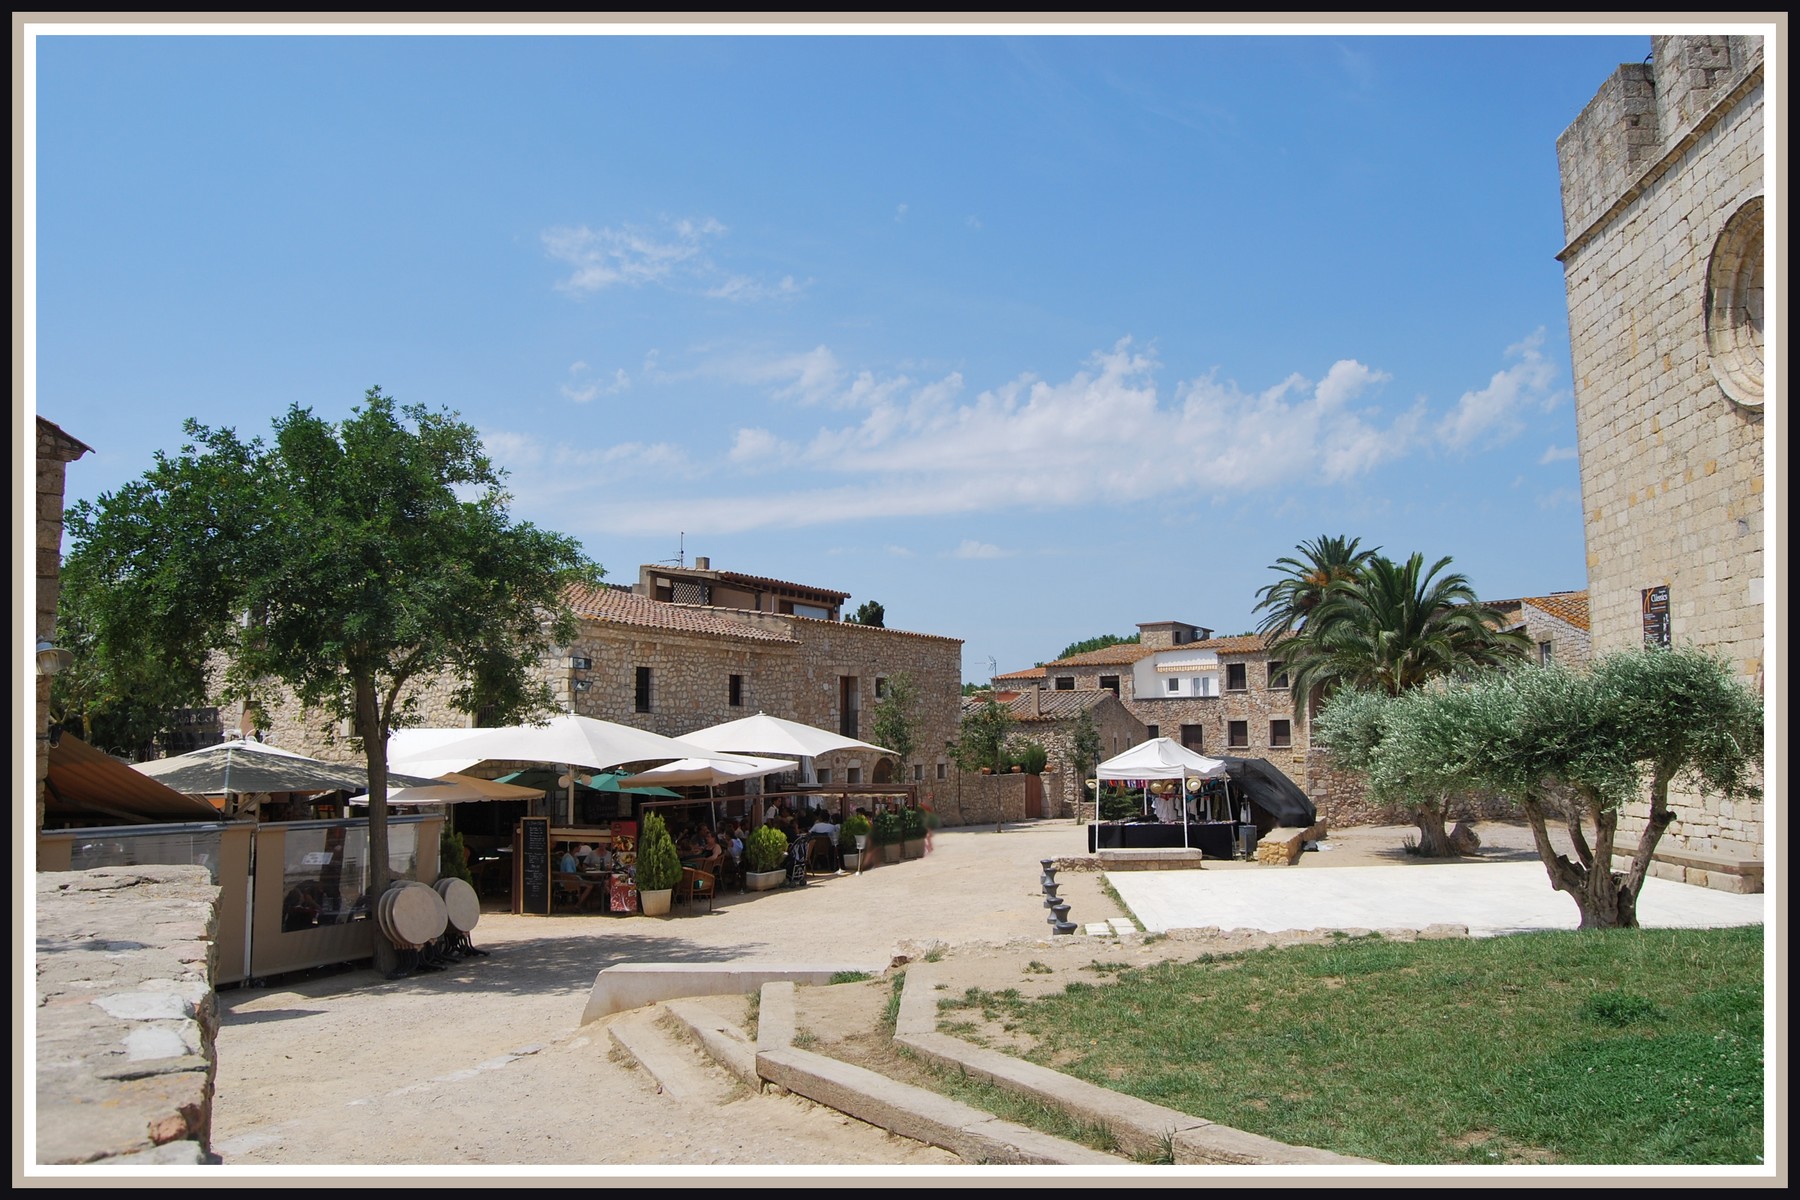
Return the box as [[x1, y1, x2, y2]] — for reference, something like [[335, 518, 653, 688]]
[[1109, 860, 1768, 937]]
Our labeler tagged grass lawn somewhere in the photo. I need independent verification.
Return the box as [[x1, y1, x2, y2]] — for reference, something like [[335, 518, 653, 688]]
[[939, 927, 1764, 1165]]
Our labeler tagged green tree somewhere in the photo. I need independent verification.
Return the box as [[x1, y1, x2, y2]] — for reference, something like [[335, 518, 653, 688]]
[[1056, 632, 1139, 660], [1068, 708, 1103, 821], [1286, 552, 1529, 702], [65, 389, 598, 963], [1252, 534, 1379, 643], [634, 811, 683, 893], [870, 671, 918, 778], [1316, 649, 1763, 928], [1289, 551, 1529, 855], [847, 599, 886, 627], [951, 698, 1013, 774]]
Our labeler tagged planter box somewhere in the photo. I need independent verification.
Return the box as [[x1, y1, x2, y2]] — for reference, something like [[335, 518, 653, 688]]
[[640, 888, 673, 916], [902, 837, 925, 860], [746, 869, 785, 892], [880, 843, 902, 864]]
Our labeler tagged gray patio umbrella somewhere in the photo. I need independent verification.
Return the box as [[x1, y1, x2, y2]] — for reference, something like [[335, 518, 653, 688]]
[[135, 739, 439, 814]]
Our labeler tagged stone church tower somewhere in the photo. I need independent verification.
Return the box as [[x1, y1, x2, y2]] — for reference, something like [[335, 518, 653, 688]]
[[1555, 35, 1765, 889]]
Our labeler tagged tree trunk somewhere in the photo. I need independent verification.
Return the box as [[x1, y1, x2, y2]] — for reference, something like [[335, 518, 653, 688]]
[[1410, 802, 1458, 857], [1522, 793, 1639, 929], [356, 674, 401, 976]]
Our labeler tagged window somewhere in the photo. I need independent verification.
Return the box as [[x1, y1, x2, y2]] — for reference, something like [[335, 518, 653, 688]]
[[1167, 678, 1180, 694], [1269, 719, 1292, 748], [634, 666, 652, 713], [1099, 675, 1120, 697], [874, 676, 888, 699], [817, 768, 832, 785], [936, 762, 947, 781], [1538, 641, 1554, 666], [1054, 676, 1075, 691], [913, 764, 923, 782], [728, 673, 744, 707], [847, 767, 862, 785], [1145, 725, 1160, 740], [1226, 663, 1247, 691], [839, 676, 859, 737], [1267, 661, 1288, 689], [1181, 724, 1204, 751], [1228, 720, 1248, 748]]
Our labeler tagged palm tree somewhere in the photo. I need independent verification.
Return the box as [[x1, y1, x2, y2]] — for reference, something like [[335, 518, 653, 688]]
[[1252, 535, 1380, 645], [1287, 553, 1531, 700], [1289, 552, 1531, 856]]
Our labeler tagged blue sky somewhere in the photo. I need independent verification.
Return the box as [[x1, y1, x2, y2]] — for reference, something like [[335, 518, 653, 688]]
[[30, 25, 1662, 682]]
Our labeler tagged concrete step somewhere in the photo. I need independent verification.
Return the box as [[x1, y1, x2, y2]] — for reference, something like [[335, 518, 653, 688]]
[[606, 1006, 741, 1104]]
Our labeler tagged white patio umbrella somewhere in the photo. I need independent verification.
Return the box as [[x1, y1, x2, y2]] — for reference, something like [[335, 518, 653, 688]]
[[134, 739, 440, 816], [618, 754, 795, 789], [347, 772, 546, 808], [389, 713, 710, 825], [680, 712, 896, 759]]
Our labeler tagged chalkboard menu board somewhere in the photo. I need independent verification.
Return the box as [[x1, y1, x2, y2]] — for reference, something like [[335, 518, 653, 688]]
[[517, 816, 551, 916]]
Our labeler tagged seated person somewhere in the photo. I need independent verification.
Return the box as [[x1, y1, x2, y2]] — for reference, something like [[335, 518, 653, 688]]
[[282, 881, 325, 932], [559, 847, 579, 874]]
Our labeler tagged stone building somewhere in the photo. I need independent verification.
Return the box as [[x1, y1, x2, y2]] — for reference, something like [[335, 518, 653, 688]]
[[1489, 591, 1593, 669], [1556, 35, 1765, 888], [34, 417, 92, 831], [978, 688, 1146, 818], [245, 563, 966, 813]]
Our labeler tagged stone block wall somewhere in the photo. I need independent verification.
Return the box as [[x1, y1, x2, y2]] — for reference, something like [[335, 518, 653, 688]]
[[937, 772, 1032, 828], [1558, 35, 1765, 872], [35, 866, 219, 1166]]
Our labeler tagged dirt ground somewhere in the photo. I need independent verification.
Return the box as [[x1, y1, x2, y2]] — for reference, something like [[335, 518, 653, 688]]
[[209, 819, 1562, 1170]]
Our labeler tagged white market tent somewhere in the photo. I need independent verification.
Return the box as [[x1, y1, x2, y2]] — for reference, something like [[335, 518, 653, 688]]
[[1093, 737, 1229, 850]]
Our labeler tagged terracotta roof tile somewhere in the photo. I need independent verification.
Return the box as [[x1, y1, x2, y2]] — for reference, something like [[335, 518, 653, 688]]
[[769, 611, 964, 645], [1045, 643, 1156, 667], [1189, 634, 1286, 655], [714, 570, 851, 601], [994, 666, 1047, 680], [562, 584, 798, 644], [1522, 591, 1590, 631]]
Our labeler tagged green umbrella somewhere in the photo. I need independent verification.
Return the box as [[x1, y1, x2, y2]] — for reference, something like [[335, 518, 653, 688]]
[[584, 771, 681, 798]]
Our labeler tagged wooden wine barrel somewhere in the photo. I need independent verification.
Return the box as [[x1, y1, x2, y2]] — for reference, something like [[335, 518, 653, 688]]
[[435, 877, 480, 932]]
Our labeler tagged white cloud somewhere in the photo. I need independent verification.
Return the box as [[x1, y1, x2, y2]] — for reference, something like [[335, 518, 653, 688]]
[[965, 215, 983, 230], [560, 361, 630, 403], [542, 215, 799, 302], [894, 203, 908, 223], [1536, 486, 1582, 511], [950, 540, 1012, 559], [556, 338, 1434, 537], [1539, 443, 1579, 464], [885, 544, 916, 558], [1436, 329, 1563, 451]]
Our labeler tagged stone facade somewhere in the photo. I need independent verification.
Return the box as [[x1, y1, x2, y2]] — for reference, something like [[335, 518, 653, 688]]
[[35, 417, 92, 831], [977, 688, 1146, 819], [1557, 35, 1766, 880], [240, 570, 965, 814]]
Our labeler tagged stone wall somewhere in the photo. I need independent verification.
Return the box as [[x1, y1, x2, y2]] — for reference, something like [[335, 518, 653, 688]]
[[35, 866, 219, 1165], [36, 418, 90, 830], [1128, 645, 1308, 782], [1521, 605, 1593, 668], [1009, 696, 1146, 817], [1557, 35, 1765, 872], [937, 772, 1033, 828]]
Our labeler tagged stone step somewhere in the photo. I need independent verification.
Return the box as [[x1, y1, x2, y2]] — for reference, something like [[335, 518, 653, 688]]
[[606, 1006, 740, 1104]]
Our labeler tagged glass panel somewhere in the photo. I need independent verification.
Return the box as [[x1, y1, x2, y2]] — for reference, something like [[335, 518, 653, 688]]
[[68, 828, 224, 883], [279, 822, 423, 931]]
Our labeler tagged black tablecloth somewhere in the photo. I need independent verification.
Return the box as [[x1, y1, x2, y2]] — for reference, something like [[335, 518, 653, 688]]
[[1088, 821, 1252, 859]]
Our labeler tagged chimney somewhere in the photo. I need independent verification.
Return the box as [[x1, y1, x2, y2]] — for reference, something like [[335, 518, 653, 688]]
[[1029, 689, 1040, 718], [694, 556, 711, 571]]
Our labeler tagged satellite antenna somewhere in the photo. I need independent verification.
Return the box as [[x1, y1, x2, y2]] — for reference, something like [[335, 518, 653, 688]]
[[987, 656, 997, 683]]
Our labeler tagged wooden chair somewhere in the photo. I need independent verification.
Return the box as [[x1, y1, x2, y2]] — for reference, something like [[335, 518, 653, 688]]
[[554, 872, 599, 911], [680, 867, 716, 914]]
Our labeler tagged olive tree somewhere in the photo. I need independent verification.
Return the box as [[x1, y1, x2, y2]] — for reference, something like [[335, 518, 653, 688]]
[[65, 389, 599, 960], [1316, 648, 1763, 928]]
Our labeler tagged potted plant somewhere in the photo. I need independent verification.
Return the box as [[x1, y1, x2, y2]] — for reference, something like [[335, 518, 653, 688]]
[[872, 809, 903, 864], [1016, 740, 1048, 775], [838, 813, 872, 873], [745, 825, 789, 892], [634, 811, 682, 915], [900, 805, 926, 859]]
